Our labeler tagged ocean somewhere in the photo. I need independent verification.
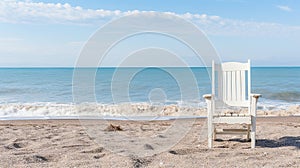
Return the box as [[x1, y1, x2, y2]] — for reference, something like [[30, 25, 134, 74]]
[[0, 67, 299, 118]]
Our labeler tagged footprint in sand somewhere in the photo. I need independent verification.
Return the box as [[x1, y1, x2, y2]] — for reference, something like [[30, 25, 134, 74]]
[[169, 148, 208, 155], [24, 155, 49, 163], [4, 142, 27, 149], [81, 147, 104, 153]]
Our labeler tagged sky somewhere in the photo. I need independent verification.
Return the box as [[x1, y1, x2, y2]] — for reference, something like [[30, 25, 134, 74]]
[[0, 0, 300, 67]]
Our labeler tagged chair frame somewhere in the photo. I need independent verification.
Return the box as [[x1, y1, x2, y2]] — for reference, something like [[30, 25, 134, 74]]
[[203, 60, 261, 148]]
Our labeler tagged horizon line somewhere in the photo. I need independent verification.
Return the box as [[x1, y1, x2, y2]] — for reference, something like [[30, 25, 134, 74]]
[[0, 66, 300, 68]]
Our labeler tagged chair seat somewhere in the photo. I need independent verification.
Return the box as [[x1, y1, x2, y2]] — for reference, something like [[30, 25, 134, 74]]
[[213, 113, 250, 117], [212, 116, 251, 124]]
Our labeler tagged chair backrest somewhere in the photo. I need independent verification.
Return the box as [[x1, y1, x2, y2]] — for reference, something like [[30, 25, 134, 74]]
[[212, 60, 251, 107]]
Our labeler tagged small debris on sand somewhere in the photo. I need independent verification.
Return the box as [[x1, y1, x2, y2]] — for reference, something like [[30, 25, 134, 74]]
[[104, 124, 123, 131], [81, 147, 104, 154], [144, 144, 154, 150], [25, 155, 48, 163]]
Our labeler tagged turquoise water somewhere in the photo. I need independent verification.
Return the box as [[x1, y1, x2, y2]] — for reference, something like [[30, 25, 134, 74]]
[[0, 67, 299, 116]]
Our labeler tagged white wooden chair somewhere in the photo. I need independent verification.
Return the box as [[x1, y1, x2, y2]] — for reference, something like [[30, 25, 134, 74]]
[[203, 60, 261, 148]]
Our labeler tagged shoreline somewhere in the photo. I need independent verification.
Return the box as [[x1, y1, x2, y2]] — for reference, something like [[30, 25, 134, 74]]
[[0, 103, 299, 118], [1, 115, 300, 121]]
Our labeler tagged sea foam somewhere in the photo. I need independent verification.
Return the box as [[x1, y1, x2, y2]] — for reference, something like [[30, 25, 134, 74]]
[[0, 102, 299, 118]]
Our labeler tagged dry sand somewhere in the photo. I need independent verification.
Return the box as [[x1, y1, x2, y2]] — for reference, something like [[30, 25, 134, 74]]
[[0, 117, 299, 168]]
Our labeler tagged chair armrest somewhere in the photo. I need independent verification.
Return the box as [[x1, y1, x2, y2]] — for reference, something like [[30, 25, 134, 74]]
[[250, 94, 261, 99], [203, 94, 212, 100], [250, 94, 261, 116]]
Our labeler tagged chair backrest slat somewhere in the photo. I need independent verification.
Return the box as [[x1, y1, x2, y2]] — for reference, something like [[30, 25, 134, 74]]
[[217, 71, 223, 100], [222, 71, 226, 100], [241, 70, 246, 101], [226, 71, 232, 101], [232, 71, 237, 101], [236, 70, 241, 101]]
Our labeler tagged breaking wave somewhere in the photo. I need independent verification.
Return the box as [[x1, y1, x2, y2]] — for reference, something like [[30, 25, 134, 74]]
[[0, 100, 299, 119]]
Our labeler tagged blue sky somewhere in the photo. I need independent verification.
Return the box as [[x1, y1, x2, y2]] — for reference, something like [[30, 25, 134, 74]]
[[1, 0, 300, 66]]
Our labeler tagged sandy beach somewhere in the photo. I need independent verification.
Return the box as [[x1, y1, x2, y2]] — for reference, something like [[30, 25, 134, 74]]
[[0, 116, 299, 168]]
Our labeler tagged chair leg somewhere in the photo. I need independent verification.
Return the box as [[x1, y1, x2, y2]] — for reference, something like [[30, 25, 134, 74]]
[[208, 124, 214, 148], [246, 125, 250, 141], [213, 128, 217, 140], [251, 124, 256, 148]]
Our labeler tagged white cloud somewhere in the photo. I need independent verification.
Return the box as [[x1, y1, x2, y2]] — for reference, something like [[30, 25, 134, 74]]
[[0, 0, 300, 37], [0, 0, 122, 24], [276, 5, 292, 12]]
